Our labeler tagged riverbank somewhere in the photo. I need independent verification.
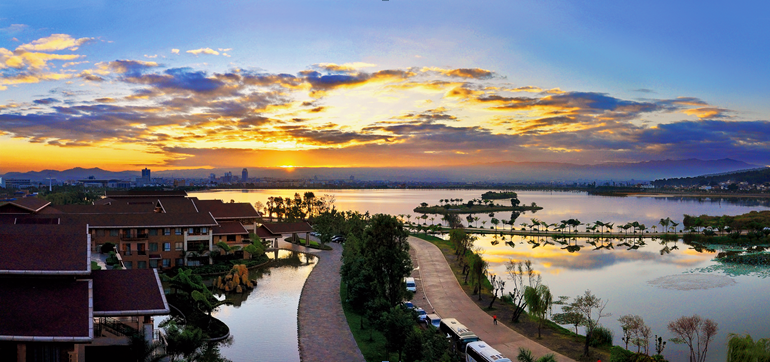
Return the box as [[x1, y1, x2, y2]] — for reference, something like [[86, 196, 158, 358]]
[[408, 234, 599, 361]]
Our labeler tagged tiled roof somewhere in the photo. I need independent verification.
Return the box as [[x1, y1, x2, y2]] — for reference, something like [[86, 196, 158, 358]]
[[262, 221, 313, 234], [71, 212, 217, 228], [157, 197, 199, 213], [255, 225, 282, 239], [91, 269, 169, 316], [195, 199, 260, 219], [0, 224, 88, 274], [0, 278, 91, 341], [213, 222, 248, 235], [55, 203, 157, 214], [0, 197, 51, 213], [106, 190, 188, 198]]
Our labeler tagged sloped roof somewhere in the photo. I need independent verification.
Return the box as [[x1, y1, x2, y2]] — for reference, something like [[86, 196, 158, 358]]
[[262, 221, 313, 234], [0, 278, 91, 341], [56, 203, 157, 214], [0, 224, 89, 275], [213, 222, 249, 235], [195, 199, 261, 219], [72, 212, 218, 228], [255, 225, 282, 239], [0, 197, 51, 213], [91, 269, 169, 316]]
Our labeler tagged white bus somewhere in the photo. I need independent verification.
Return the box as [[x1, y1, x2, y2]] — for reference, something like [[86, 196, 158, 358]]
[[465, 341, 512, 362], [439, 318, 480, 352]]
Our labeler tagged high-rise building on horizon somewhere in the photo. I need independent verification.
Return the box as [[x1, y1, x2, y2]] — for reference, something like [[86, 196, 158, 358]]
[[242, 168, 248, 182], [139, 167, 151, 186]]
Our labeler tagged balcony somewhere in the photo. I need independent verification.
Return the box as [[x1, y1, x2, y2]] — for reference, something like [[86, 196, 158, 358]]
[[120, 233, 149, 241]]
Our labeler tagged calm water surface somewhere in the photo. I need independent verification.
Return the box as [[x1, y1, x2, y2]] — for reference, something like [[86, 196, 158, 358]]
[[190, 189, 770, 362]]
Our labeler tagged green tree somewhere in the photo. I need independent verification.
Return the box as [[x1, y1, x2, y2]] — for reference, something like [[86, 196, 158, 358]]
[[572, 290, 609, 357], [727, 333, 770, 362], [163, 320, 206, 361], [360, 214, 413, 308], [379, 305, 416, 362], [524, 284, 553, 338]]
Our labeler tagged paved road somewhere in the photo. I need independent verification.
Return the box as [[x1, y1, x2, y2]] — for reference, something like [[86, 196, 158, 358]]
[[408, 236, 575, 362], [290, 239, 366, 362]]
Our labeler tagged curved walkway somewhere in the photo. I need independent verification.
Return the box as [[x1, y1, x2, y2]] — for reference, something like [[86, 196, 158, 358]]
[[409, 236, 575, 362], [291, 239, 365, 362]]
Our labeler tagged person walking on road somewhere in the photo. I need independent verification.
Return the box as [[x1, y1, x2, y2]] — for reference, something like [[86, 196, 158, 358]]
[[493, 315, 497, 325]]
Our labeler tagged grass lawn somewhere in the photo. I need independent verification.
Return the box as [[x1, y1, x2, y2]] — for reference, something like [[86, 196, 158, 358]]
[[411, 233, 612, 362], [340, 282, 401, 362]]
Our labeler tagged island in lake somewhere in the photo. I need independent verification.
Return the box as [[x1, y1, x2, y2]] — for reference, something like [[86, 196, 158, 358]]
[[413, 193, 542, 214]]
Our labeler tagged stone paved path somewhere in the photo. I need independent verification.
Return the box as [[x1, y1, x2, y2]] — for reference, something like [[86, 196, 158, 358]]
[[409, 236, 575, 362], [289, 239, 365, 362]]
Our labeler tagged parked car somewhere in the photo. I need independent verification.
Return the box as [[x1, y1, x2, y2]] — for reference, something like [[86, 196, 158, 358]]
[[404, 277, 416, 292], [331, 235, 345, 243], [414, 307, 427, 322], [403, 300, 414, 309], [310, 231, 320, 237], [425, 313, 441, 328]]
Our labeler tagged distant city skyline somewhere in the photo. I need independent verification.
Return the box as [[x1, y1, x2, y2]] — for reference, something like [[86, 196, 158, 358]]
[[1, 1, 769, 172]]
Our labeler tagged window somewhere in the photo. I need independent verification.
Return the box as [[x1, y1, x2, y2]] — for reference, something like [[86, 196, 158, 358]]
[[175, 242, 183, 251], [163, 243, 171, 251], [124, 261, 133, 269], [175, 258, 184, 266], [123, 244, 132, 256], [96, 229, 105, 237], [149, 243, 158, 252], [227, 235, 236, 242], [149, 228, 158, 236], [164, 228, 171, 236], [110, 229, 119, 236], [201, 227, 208, 234], [149, 260, 158, 268], [138, 261, 147, 269], [188, 228, 195, 234], [162, 259, 171, 267], [175, 228, 182, 235]]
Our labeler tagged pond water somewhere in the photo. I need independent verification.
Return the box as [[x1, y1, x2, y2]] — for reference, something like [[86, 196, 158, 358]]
[[190, 189, 770, 362], [213, 250, 316, 362], [158, 250, 316, 362]]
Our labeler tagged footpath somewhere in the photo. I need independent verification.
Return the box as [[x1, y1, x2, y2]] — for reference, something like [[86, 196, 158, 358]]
[[290, 239, 366, 362], [408, 236, 576, 362]]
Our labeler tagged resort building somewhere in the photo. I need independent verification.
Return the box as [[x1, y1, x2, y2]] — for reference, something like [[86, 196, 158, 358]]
[[1, 190, 262, 270], [0, 223, 169, 362]]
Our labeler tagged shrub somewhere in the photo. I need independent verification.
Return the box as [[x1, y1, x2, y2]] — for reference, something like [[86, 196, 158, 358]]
[[610, 346, 634, 362], [591, 325, 614, 347]]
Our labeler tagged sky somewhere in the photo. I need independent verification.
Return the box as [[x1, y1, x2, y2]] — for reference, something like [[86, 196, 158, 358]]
[[1, 0, 769, 172]]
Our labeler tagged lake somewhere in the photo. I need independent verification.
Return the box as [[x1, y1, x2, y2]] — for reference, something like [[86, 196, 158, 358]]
[[190, 189, 770, 361]]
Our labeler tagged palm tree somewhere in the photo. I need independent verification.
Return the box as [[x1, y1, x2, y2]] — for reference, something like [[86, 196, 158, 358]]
[[651, 225, 657, 233], [660, 217, 670, 234], [517, 347, 557, 362]]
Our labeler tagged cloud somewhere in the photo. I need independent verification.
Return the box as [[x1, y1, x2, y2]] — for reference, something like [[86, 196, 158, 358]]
[[33, 97, 60, 105], [633, 88, 656, 93], [16, 34, 92, 52], [186, 48, 220, 56], [1, 24, 28, 34], [171, 49, 180, 54], [311, 62, 377, 73], [1, 56, 767, 167], [681, 107, 731, 119], [62, 60, 89, 68], [421, 67, 495, 79]]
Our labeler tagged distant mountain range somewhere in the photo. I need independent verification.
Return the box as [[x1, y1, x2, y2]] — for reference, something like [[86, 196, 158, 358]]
[[1, 159, 759, 184]]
